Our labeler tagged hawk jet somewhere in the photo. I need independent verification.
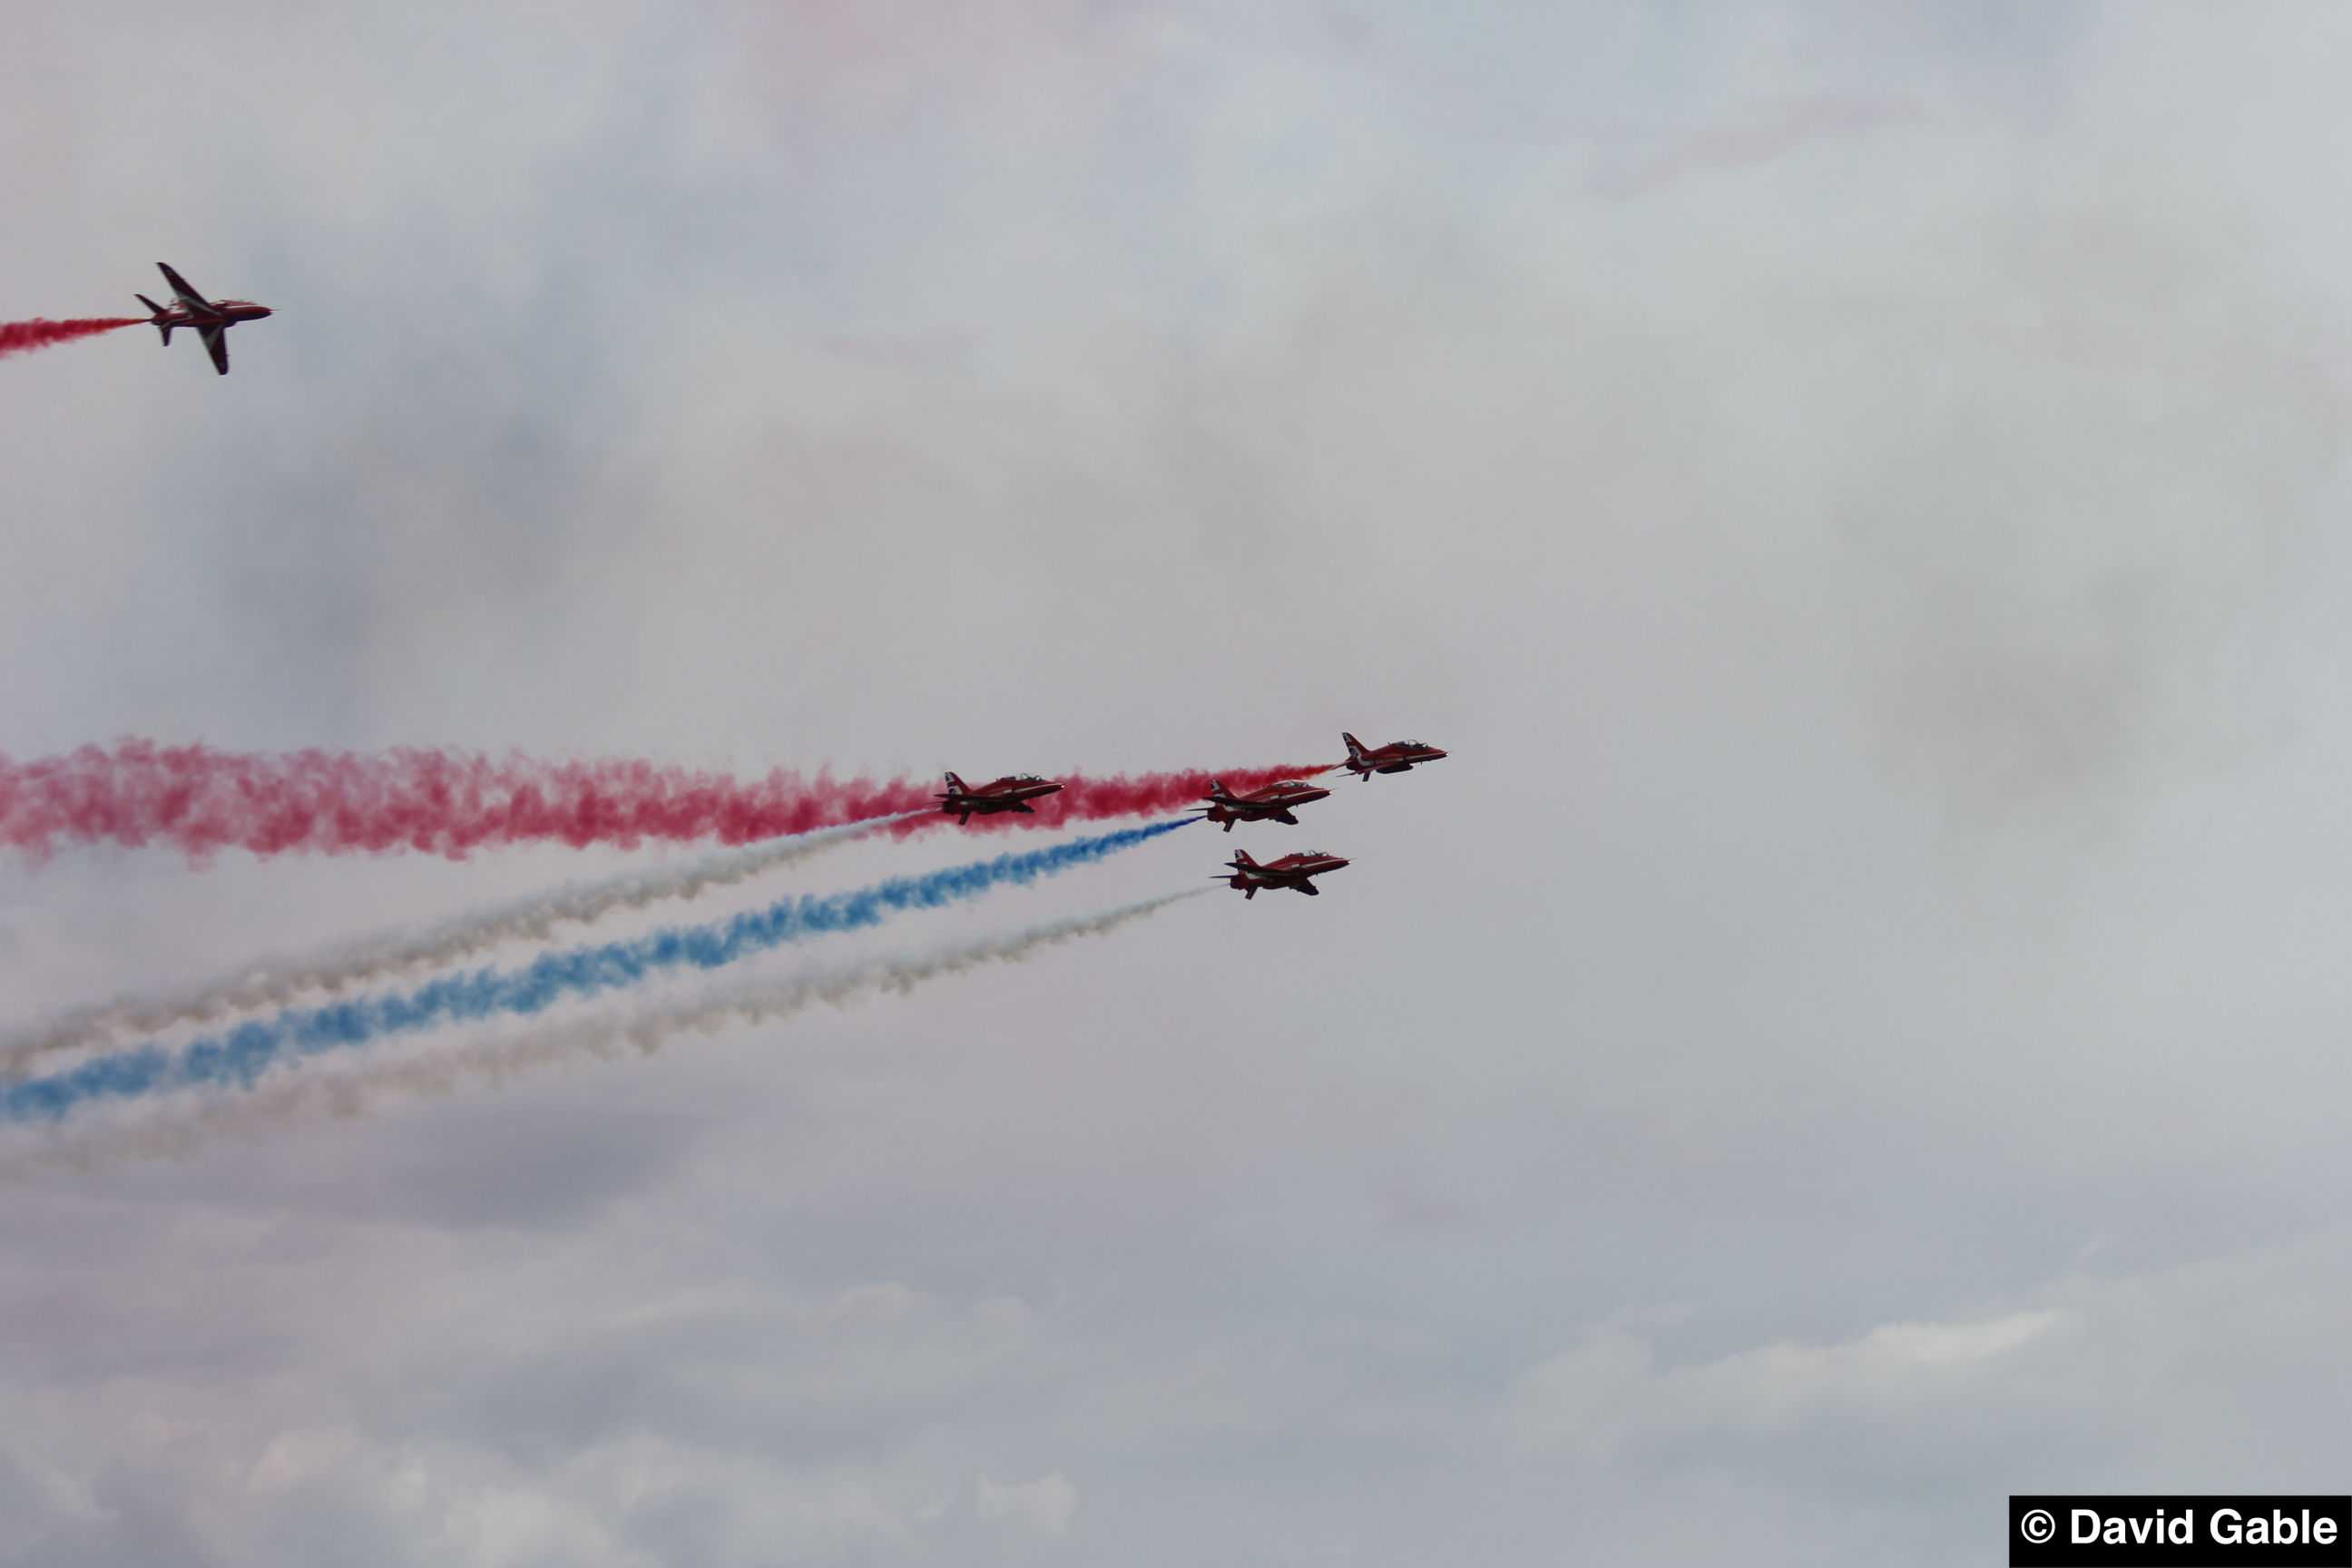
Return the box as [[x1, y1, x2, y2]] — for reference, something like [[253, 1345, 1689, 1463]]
[[1200, 778, 1330, 832], [1221, 848, 1348, 899], [1340, 731, 1447, 781], [936, 771, 1063, 825], [136, 263, 272, 375]]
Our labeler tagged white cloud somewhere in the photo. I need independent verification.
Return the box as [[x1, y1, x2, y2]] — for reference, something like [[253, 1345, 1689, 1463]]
[[1498, 1308, 2078, 1471]]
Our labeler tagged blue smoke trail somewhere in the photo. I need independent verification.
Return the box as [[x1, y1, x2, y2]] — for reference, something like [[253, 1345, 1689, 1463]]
[[2, 819, 1191, 1123]]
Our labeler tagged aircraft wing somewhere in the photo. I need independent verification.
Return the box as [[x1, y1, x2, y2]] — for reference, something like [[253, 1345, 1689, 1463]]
[[201, 326, 230, 375], [158, 263, 211, 310]]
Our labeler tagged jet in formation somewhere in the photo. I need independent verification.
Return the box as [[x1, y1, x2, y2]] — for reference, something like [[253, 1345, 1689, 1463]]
[[1200, 777, 1331, 832], [1222, 848, 1349, 899], [136, 263, 272, 376], [1341, 731, 1447, 780], [936, 771, 1063, 825]]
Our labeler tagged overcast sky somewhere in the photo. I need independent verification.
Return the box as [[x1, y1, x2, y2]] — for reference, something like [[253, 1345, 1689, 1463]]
[[5, 3, 2352, 1563]]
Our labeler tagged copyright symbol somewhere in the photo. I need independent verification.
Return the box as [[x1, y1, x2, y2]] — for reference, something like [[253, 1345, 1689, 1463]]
[[2021, 1509, 2057, 1544]]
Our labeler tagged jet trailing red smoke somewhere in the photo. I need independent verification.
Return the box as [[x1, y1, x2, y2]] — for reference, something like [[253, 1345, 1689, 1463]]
[[0, 318, 143, 360], [908, 766, 1333, 836], [0, 742, 1328, 862]]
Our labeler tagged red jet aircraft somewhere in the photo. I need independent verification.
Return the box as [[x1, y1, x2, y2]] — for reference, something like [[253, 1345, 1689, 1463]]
[[1341, 731, 1447, 781], [936, 771, 1063, 825], [1200, 777, 1331, 832], [1222, 848, 1349, 898], [136, 263, 272, 376]]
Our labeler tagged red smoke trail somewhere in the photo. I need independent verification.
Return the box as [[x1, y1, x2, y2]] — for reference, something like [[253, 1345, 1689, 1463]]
[[0, 318, 143, 360], [0, 742, 934, 861], [0, 742, 1328, 862]]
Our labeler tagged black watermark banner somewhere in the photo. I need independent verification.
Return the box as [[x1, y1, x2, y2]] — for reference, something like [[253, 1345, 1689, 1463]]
[[2012, 1497, 2350, 1565]]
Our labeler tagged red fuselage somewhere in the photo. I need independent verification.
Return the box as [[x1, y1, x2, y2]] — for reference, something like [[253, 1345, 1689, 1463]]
[[1200, 779, 1331, 831], [1341, 732, 1447, 780], [1224, 848, 1348, 898], [148, 299, 272, 329], [936, 772, 1063, 825]]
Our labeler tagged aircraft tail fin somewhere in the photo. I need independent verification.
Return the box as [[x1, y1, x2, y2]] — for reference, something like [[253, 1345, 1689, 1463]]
[[1230, 848, 1258, 869], [943, 771, 965, 793], [137, 296, 170, 344], [1342, 732, 1367, 761]]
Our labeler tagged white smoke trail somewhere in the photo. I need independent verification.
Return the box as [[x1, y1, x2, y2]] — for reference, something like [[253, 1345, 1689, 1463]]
[[0, 890, 1202, 1176], [0, 814, 921, 1079]]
